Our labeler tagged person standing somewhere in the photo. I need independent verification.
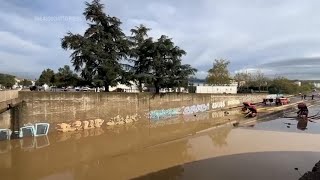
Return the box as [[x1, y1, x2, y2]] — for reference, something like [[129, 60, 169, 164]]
[[297, 102, 308, 118]]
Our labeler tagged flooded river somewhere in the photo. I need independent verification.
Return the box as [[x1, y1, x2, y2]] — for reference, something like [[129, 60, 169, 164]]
[[1, 108, 320, 180]]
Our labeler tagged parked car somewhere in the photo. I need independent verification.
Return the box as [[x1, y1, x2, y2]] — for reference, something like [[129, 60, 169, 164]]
[[81, 87, 90, 91]]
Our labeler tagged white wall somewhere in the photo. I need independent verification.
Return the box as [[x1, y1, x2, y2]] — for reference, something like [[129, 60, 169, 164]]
[[196, 85, 237, 94], [314, 83, 320, 88], [294, 81, 301, 87], [148, 87, 188, 93]]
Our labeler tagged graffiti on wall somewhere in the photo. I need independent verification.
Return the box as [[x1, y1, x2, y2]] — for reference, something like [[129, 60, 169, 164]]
[[149, 108, 181, 120], [225, 109, 240, 115], [150, 118, 182, 128], [184, 112, 210, 122], [183, 103, 210, 115], [211, 109, 239, 118], [212, 101, 225, 109], [149, 99, 241, 121], [211, 111, 227, 119], [226, 100, 240, 106], [150, 103, 212, 120]]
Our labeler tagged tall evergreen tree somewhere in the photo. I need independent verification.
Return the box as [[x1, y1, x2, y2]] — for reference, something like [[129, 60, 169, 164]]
[[37, 69, 56, 86], [61, 0, 130, 91], [150, 35, 196, 93], [129, 24, 152, 92], [55, 65, 79, 87]]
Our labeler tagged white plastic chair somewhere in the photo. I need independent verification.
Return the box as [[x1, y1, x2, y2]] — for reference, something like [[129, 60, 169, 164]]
[[19, 126, 35, 138], [19, 123, 50, 137], [0, 129, 12, 140], [34, 123, 50, 136]]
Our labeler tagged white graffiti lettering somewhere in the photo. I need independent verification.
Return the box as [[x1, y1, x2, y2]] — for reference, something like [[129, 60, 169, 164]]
[[212, 101, 225, 109], [183, 103, 210, 115], [149, 108, 181, 120], [211, 111, 226, 118], [226, 100, 240, 106]]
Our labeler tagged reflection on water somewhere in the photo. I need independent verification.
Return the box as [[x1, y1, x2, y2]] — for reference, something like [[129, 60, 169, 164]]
[[55, 128, 105, 142], [245, 117, 320, 134], [244, 105, 320, 134], [208, 125, 231, 147], [39, 171, 74, 180], [151, 109, 239, 128], [1, 115, 320, 179], [0, 140, 11, 154], [133, 151, 320, 180], [0, 122, 232, 180], [297, 119, 308, 131], [0, 136, 51, 153]]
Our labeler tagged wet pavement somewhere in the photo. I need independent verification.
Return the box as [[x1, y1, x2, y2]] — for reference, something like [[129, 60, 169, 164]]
[[1, 105, 320, 180]]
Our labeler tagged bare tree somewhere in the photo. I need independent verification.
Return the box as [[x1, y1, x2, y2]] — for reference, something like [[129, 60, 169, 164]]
[[234, 72, 253, 91], [252, 70, 268, 92], [207, 59, 231, 85]]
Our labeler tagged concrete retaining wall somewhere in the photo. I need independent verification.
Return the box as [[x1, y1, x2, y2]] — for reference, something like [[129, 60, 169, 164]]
[[0, 111, 10, 129], [17, 92, 266, 125], [0, 90, 20, 129], [0, 90, 19, 103]]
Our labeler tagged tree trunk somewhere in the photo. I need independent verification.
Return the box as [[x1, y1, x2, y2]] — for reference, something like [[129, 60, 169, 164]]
[[138, 80, 143, 92], [104, 81, 110, 92], [155, 86, 160, 94], [154, 80, 160, 94]]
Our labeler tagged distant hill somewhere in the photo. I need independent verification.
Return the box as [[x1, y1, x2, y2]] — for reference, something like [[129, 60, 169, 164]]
[[0, 71, 38, 80], [189, 77, 206, 83], [0, 73, 15, 77]]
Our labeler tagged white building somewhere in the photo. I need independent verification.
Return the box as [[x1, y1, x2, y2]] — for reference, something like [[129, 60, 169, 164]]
[[11, 78, 21, 89], [313, 83, 320, 88], [42, 84, 50, 91], [148, 87, 188, 93], [196, 85, 238, 94], [294, 81, 301, 87]]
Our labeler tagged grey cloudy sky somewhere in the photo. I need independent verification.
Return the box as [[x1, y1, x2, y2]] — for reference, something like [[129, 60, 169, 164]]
[[1, 0, 320, 79]]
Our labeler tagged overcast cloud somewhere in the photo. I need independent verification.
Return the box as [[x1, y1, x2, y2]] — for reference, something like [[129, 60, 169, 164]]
[[1, 0, 320, 80]]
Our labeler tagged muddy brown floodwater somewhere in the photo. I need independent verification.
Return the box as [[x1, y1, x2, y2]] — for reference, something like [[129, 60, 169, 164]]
[[1, 111, 320, 180]]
